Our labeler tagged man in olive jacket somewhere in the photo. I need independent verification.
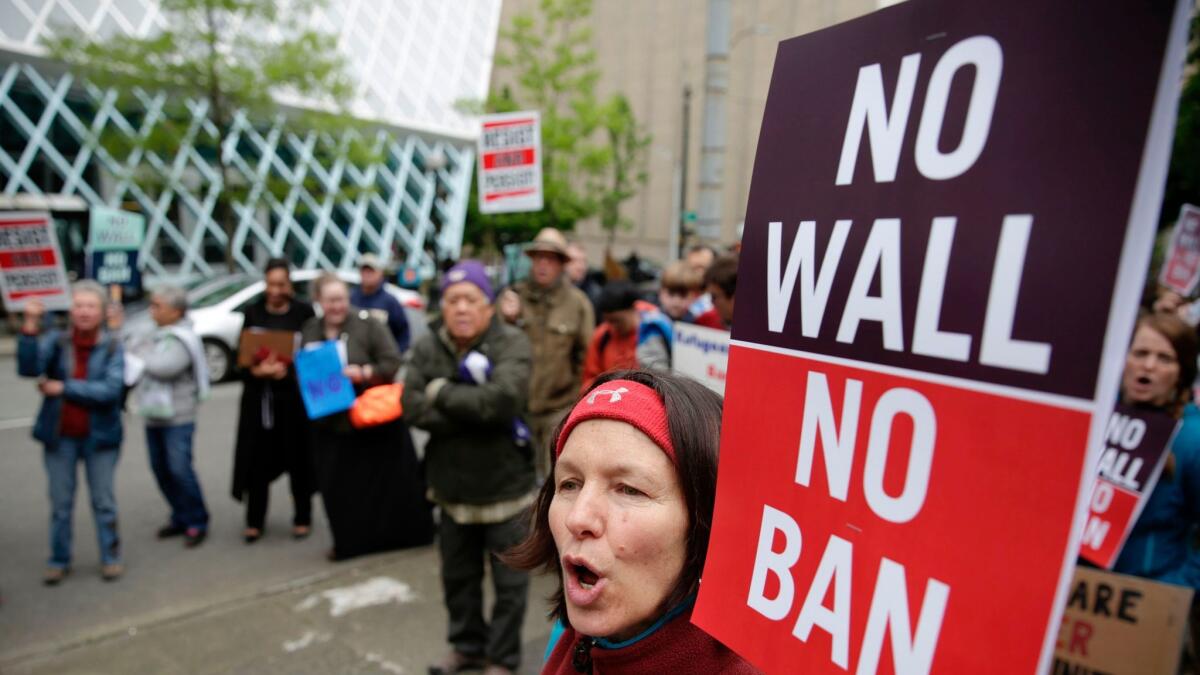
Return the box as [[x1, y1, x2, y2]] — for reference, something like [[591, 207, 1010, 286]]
[[404, 260, 534, 675], [497, 227, 594, 480]]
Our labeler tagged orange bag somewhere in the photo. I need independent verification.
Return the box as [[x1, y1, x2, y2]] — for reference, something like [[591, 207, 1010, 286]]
[[349, 383, 404, 429]]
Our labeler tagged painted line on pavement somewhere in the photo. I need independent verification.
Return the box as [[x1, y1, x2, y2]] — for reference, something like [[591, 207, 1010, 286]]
[[0, 417, 33, 430]]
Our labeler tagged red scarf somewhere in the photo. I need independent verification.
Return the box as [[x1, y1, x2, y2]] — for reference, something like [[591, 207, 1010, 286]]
[[543, 607, 759, 674], [59, 329, 98, 438]]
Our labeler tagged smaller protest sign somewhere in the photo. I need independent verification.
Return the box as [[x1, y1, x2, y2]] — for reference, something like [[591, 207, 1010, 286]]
[[87, 206, 144, 294], [477, 111, 543, 214], [1079, 404, 1180, 568], [671, 322, 730, 394], [294, 341, 355, 419], [1159, 204, 1200, 295], [0, 211, 71, 311], [1054, 566, 1193, 675], [88, 206, 145, 251]]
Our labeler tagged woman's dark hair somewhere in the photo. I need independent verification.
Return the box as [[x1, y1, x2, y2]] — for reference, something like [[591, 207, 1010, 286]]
[[596, 280, 639, 315], [264, 257, 291, 276], [505, 369, 724, 627], [703, 254, 739, 298], [1135, 311, 1199, 417]]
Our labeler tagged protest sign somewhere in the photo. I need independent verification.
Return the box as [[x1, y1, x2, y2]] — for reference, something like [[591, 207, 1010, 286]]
[[294, 341, 355, 419], [691, 1, 1192, 673], [0, 211, 71, 311], [1160, 203, 1200, 296], [671, 321, 730, 394], [237, 329, 298, 368], [1079, 404, 1179, 569], [87, 206, 144, 293], [1054, 566, 1192, 675], [477, 111, 543, 214]]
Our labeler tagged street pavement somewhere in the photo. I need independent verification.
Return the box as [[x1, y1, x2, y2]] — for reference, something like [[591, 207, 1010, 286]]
[[0, 356, 555, 673]]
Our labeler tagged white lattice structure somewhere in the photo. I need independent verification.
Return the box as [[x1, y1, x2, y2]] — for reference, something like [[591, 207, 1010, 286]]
[[0, 0, 502, 138], [0, 0, 500, 281]]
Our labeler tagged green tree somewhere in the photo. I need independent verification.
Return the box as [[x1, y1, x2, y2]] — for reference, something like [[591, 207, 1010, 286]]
[[1163, 14, 1200, 228], [599, 94, 651, 249], [465, 0, 650, 252], [44, 0, 368, 270]]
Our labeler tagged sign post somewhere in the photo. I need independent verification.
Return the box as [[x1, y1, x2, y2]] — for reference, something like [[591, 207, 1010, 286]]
[[477, 111, 544, 214], [87, 205, 144, 296], [691, 1, 1193, 672], [0, 211, 71, 311]]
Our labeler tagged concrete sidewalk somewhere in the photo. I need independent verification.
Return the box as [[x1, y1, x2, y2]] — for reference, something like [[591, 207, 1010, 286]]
[[2, 547, 558, 675]]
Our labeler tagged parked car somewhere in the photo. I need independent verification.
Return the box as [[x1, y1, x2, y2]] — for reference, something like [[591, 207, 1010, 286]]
[[125, 269, 427, 382]]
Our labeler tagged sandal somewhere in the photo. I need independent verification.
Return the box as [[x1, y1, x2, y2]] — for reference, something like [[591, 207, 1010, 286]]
[[292, 525, 311, 540], [243, 527, 262, 544]]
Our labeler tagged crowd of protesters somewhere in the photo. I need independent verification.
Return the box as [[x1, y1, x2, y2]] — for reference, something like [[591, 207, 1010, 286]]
[[12, 227, 742, 669], [33, 223, 1200, 671]]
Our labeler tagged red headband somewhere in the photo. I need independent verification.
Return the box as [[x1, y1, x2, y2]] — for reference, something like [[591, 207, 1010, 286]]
[[554, 379, 676, 463]]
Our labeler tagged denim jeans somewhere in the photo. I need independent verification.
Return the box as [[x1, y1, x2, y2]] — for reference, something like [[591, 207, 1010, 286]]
[[146, 423, 209, 531], [43, 437, 121, 568]]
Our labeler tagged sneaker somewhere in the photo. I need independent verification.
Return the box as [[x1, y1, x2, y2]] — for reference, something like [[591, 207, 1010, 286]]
[[100, 563, 124, 581], [42, 566, 69, 586], [183, 528, 207, 548], [428, 652, 485, 675], [157, 523, 186, 539]]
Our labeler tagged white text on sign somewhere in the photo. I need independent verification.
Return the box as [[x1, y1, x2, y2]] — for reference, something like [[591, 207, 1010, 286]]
[[745, 369, 951, 672]]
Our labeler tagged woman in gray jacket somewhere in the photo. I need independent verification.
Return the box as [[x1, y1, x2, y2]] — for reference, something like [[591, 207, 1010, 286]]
[[125, 285, 211, 548]]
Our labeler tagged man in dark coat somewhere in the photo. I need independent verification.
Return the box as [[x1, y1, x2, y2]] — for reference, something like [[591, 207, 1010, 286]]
[[404, 260, 534, 675], [350, 253, 411, 353]]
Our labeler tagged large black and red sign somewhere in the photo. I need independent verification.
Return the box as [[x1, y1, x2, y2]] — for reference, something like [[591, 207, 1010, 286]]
[[693, 1, 1192, 673]]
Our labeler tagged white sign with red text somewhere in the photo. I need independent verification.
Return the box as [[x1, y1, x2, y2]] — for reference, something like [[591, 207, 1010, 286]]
[[0, 211, 71, 311], [1160, 203, 1200, 295], [477, 111, 543, 214]]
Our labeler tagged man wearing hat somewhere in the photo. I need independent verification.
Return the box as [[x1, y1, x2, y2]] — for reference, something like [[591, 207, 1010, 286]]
[[404, 260, 535, 675], [351, 253, 411, 353], [498, 227, 595, 481]]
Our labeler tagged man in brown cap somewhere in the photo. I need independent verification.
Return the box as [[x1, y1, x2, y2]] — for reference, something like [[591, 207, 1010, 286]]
[[498, 227, 595, 480]]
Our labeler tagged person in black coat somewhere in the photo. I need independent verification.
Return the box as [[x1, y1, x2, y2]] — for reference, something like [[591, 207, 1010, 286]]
[[230, 258, 317, 543], [301, 273, 433, 560]]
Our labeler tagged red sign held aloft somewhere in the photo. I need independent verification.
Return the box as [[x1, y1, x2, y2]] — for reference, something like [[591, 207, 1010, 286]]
[[1159, 203, 1200, 296]]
